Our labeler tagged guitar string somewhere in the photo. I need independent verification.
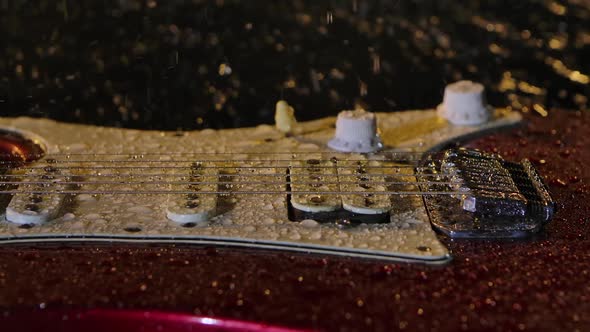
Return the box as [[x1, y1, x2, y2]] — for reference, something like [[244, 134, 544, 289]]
[[0, 157, 430, 164], [0, 158, 428, 169], [0, 170, 510, 195], [0, 179, 458, 186], [0, 150, 435, 156], [0, 189, 461, 195], [0, 165, 507, 180], [0, 175, 514, 195], [0, 166, 509, 188], [0, 152, 439, 165], [0, 180, 515, 194], [0, 167, 512, 182], [0, 153, 510, 195], [0, 171, 507, 183], [0, 152, 499, 174], [0, 172, 447, 178], [0, 153, 433, 161], [0, 173, 506, 195], [0, 164, 431, 171]]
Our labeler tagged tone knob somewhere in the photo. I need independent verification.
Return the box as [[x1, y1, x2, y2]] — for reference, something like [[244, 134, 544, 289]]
[[328, 109, 382, 153], [437, 80, 491, 125]]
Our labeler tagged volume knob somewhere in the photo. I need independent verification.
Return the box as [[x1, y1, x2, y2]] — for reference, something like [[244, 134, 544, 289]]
[[437, 80, 491, 126], [327, 109, 382, 153]]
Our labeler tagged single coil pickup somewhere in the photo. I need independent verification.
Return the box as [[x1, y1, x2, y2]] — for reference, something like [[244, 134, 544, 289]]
[[287, 158, 391, 224], [5, 160, 73, 225], [166, 162, 219, 224]]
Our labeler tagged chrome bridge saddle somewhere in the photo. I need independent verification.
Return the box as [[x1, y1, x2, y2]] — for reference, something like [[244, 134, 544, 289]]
[[419, 148, 555, 238]]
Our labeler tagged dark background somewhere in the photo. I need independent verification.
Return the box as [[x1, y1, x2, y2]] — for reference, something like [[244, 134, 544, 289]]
[[1, 0, 589, 130]]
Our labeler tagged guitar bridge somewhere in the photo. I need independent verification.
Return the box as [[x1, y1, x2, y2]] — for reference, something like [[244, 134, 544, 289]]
[[419, 148, 555, 238]]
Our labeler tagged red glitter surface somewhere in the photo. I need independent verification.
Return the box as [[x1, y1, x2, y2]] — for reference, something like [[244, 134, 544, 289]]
[[0, 110, 588, 331]]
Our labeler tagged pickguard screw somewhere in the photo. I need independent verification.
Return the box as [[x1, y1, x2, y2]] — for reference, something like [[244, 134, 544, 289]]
[[335, 219, 353, 229]]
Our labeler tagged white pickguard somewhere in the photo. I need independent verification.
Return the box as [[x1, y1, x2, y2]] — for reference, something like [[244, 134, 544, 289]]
[[0, 109, 521, 264]]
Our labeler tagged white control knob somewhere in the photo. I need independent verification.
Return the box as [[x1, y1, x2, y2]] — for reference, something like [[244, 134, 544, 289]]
[[437, 80, 491, 125], [328, 109, 382, 153]]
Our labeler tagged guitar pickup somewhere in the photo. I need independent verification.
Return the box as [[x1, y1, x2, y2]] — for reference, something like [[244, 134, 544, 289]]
[[420, 148, 555, 238], [288, 157, 390, 224], [338, 159, 397, 215], [166, 162, 218, 224], [289, 158, 341, 213], [5, 160, 72, 226]]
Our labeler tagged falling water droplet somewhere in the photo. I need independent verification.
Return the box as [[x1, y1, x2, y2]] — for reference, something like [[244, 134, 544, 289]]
[[326, 11, 333, 24]]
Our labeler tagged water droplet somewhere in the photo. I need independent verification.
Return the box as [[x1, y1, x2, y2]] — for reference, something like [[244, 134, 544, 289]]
[[300, 219, 319, 228]]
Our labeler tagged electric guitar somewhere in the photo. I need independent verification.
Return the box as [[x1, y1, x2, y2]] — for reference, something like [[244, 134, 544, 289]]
[[0, 107, 552, 264], [0, 109, 586, 331]]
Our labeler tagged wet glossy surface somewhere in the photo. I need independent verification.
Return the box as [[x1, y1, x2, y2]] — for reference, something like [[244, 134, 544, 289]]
[[1, 0, 590, 330], [0, 110, 588, 331], [2, 309, 308, 332], [1, 0, 589, 129]]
